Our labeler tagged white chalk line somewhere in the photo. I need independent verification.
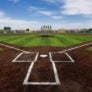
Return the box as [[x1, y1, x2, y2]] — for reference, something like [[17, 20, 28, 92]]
[[12, 52, 23, 62], [48, 42, 92, 86], [51, 62, 61, 85], [0, 43, 30, 53], [0, 42, 39, 63], [65, 52, 75, 63], [49, 52, 75, 86], [23, 82, 59, 85], [10, 42, 92, 85], [12, 52, 39, 63], [49, 52, 75, 63], [23, 52, 39, 85], [23, 61, 36, 85], [14, 52, 74, 85], [49, 52, 61, 85], [23, 53, 60, 85], [58, 42, 92, 53]]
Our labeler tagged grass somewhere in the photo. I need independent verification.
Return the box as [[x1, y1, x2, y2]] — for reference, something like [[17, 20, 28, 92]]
[[0, 33, 92, 47], [86, 47, 92, 51]]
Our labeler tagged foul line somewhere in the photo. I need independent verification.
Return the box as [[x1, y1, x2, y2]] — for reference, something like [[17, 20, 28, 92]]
[[10, 42, 92, 85], [58, 42, 92, 53], [0, 43, 30, 53]]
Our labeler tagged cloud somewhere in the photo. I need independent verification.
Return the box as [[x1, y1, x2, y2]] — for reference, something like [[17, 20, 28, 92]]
[[0, 10, 62, 30], [28, 6, 44, 12], [42, 0, 57, 3], [61, 0, 92, 15], [9, 0, 20, 3], [51, 16, 62, 19], [42, 0, 92, 15], [0, 10, 42, 30], [37, 10, 62, 19], [41, 0, 62, 3], [0, 9, 92, 30], [28, 6, 62, 19], [0, 11, 6, 17], [28, 6, 53, 16], [38, 11, 52, 16]]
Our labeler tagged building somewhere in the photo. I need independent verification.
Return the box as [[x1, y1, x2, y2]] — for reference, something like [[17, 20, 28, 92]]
[[25, 28, 31, 33], [4, 26, 11, 31], [4, 26, 11, 33], [41, 25, 52, 31], [57, 28, 65, 33]]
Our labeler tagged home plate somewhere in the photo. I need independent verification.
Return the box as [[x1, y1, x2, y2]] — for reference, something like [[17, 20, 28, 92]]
[[40, 54, 48, 58]]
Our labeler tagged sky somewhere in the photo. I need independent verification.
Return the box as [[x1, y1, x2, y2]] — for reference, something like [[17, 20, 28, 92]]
[[0, 0, 92, 30]]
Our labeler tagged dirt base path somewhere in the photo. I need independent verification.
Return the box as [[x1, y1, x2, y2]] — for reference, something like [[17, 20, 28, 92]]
[[0, 42, 92, 92]]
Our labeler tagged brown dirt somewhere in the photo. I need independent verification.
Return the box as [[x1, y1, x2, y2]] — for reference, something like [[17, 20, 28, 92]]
[[51, 53, 70, 61], [0, 42, 92, 92], [29, 56, 55, 82], [17, 53, 36, 61]]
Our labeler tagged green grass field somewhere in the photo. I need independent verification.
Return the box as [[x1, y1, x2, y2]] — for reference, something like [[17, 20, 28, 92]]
[[0, 34, 92, 47]]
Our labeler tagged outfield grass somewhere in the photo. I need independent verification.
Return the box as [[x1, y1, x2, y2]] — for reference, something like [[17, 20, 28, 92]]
[[0, 34, 92, 47]]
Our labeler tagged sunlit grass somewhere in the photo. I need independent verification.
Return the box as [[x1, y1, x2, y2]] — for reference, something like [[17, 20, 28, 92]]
[[0, 34, 92, 47]]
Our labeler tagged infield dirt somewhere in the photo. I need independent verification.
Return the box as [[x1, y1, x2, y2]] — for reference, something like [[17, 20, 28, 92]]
[[0, 42, 92, 92]]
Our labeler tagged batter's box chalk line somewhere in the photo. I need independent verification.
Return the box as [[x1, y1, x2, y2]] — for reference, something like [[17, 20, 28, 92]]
[[22, 52, 60, 85], [12, 51, 75, 85], [23, 60, 60, 85], [12, 52, 39, 62], [49, 52, 75, 63], [2, 42, 90, 85]]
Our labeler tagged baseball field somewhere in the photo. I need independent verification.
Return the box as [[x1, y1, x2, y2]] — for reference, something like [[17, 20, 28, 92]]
[[0, 34, 92, 47], [0, 33, 92, 92]]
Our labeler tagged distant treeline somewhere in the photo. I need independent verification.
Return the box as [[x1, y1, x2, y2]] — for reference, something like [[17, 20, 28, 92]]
[[65, 28, 92, 33], [0, 29, 31, 34]]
